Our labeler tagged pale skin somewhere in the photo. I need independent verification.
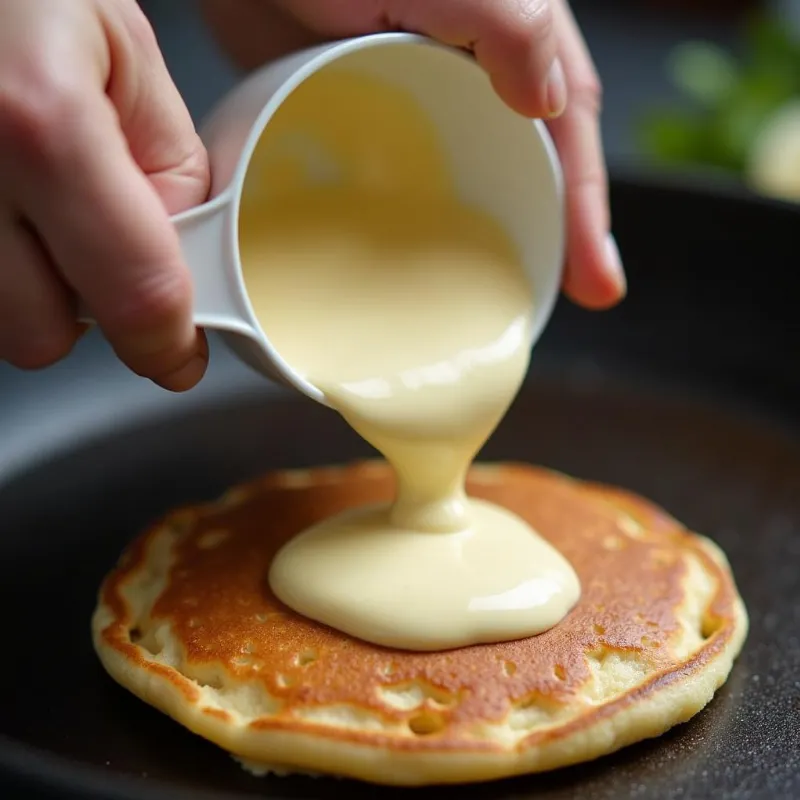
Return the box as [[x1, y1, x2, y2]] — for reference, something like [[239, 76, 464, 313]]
[[0, 0, 625, 392]]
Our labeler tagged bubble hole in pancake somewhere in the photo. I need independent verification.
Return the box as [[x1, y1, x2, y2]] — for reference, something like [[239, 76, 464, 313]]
[[92, 461, 748, 786]]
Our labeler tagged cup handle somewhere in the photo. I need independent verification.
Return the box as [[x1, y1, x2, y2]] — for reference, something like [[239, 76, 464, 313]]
[[76, 193, 256, 338]]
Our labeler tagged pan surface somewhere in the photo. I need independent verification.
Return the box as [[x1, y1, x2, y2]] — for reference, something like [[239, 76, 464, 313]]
[[0, 177, 798, 799]]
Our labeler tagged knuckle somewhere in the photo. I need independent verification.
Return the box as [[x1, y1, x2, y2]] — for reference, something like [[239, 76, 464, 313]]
[[513, 0, 555, 49], [174, 135, 212, 199], [571, 70, 603, 115], [572, 166, 607, 195], [485, 0, 556, 80], [0, 63, 85, 163], [124, 3, 161, 54], [183, 137, 211, 186], [112, 267, 192, 335]]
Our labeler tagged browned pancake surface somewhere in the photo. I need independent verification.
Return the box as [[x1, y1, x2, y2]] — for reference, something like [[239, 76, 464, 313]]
[[96, 461, 742, 753]]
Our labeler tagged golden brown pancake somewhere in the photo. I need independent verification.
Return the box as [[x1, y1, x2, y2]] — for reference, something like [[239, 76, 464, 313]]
[[92, 461, 748, 786]]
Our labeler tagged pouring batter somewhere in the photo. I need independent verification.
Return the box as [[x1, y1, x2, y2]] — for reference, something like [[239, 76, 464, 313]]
[[239, 68, 580, 651]]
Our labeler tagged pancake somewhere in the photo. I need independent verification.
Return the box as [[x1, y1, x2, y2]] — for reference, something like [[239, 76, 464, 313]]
[[91, 461, 748, 786]]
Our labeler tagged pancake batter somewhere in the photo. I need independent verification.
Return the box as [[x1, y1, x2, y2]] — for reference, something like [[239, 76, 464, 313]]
[[239, 68, 580, 650]]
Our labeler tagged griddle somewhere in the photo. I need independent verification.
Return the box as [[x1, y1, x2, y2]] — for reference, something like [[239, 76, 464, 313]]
[[0, 175, 797, 799]]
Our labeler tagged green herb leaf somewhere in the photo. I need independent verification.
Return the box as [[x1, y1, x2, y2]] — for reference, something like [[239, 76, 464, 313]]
[[668, 41, 738, 108], [746, 13, 800, 79], [637, 111, 708, 165]]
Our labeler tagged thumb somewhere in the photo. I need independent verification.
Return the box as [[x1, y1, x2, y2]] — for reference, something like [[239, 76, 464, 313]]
[[101, 1, 210, 213]]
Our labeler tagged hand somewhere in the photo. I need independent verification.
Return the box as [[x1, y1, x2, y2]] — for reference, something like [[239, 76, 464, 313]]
[[0, 0, 210, 390], [201, 0, 625, 310]]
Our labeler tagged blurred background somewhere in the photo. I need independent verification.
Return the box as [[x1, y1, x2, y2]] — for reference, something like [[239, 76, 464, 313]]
[[141, 0, 800, 203]]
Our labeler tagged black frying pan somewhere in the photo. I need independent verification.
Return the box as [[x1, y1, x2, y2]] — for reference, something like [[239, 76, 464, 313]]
[[0, 175, 798, 799]]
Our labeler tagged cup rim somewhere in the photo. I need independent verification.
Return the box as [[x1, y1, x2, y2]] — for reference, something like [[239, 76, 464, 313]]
[[225, 32, 564, 405]]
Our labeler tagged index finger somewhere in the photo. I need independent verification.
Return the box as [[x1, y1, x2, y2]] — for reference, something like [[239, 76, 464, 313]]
[[387, 0, 564, 118], [5, 92, 206, 390], [271, 0, 566, 118]]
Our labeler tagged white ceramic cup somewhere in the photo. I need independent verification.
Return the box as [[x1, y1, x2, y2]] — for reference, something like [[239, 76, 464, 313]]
[[86, 32, 565, 406]]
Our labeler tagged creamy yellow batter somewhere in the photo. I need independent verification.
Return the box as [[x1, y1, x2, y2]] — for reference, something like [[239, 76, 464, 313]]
[[238, 68, 580, 651]]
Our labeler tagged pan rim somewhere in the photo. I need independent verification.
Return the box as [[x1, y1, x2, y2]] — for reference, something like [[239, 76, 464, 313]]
[[0, 733, 247, 800]]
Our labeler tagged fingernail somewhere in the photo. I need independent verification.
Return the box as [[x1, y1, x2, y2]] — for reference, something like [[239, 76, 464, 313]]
[[546, 58, 567, 118], [157, 353, 208, 393], [605, 232, 627, 296]]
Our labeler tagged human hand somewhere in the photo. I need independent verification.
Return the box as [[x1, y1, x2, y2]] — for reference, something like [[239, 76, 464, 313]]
[[0, 0, 210, 390], [201, 0, 625, 310]]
